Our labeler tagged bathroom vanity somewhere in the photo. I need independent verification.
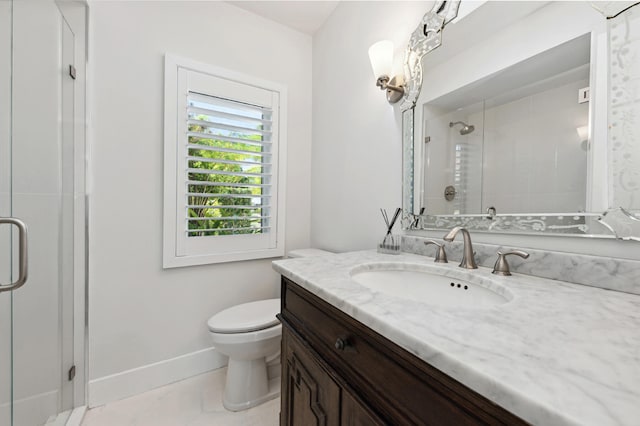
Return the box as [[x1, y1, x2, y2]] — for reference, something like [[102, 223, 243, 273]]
[[279, 276, 526, 425], [273, 251, 640, 425]]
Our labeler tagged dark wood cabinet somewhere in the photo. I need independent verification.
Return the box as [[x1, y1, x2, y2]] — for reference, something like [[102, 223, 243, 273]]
[[279, 276, 529, 426], [281, 323, 384, 426], [340, 388, 385, 426], [281, 325, 341, 425]]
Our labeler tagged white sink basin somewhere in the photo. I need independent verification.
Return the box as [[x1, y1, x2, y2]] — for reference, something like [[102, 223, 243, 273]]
[[350, 264, 511, 308]]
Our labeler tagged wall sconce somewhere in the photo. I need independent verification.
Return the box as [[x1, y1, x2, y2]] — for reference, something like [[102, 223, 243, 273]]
[[576, 125, 589, 142], [368, 40, 405, 104]]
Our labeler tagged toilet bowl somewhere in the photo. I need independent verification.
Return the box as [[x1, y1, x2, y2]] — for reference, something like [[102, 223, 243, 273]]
[[207, 248, 333, 411], [208, 299, 282, 411]]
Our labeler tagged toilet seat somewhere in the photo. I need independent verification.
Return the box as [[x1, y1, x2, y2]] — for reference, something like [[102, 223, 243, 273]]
[[209, 323, 282, 347], [207, 298, 280, 334]]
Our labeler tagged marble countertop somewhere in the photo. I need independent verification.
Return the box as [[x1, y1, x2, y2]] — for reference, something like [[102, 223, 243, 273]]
[[272, 250, 640, 426]]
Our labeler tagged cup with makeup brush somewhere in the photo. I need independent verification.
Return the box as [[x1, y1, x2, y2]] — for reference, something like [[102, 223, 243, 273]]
[[378, 207, 401, 254]]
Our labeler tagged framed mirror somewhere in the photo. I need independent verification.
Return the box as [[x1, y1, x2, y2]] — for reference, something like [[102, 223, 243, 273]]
[[402, 1, 640, 240], [605, 2, 640, 239]]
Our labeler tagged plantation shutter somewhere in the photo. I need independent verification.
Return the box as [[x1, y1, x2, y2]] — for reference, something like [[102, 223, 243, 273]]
[[173, 66, 281, 258], [185, 92, 273, 237]]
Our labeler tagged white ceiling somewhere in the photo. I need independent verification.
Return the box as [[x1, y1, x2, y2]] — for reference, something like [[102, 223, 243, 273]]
[[226, 1, 340, 35]]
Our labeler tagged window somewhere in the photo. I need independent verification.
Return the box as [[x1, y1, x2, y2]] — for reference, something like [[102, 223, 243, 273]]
[[163, 55, 286, 267]]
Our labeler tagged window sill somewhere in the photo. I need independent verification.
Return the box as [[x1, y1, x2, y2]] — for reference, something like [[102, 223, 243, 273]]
[[163, 247, 285, 268]]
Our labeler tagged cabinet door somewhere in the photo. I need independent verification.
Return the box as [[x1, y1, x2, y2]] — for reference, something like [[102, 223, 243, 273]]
[[341, 390, 385, 426], [281, 327, 341, 426]]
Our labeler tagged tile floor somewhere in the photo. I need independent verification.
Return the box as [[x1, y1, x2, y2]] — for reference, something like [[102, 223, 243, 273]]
[[81, 368, 280, 426]]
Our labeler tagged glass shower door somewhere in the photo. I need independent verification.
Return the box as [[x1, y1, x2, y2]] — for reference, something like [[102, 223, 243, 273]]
[[1, 1, 15, 424], [1, 0, 76, 424]]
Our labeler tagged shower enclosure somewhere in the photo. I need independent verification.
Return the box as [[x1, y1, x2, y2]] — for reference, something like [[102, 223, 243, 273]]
[[1, 1, 85, 424]]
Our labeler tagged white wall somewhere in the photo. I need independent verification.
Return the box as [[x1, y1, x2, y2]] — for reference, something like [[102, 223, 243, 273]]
[[311, 1, 429, 252], [88, 1, 312, 405], [312, 1, 640, 260]]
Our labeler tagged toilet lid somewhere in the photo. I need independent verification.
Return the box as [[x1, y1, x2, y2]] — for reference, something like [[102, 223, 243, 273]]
[[207, 299, 280, 334]]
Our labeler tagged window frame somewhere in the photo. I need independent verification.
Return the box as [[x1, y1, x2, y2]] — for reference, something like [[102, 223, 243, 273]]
[[163, 54, 287, 268]]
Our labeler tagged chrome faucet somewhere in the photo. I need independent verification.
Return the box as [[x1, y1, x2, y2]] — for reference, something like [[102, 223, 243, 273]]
[[492, 250, 529, 276], [443, 227, 477, 269], [423, 240, 448, 263]]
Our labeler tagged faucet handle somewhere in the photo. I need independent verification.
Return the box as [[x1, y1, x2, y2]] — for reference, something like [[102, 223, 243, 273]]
[[492, 250, 530, 276], [486, 206, 497, 219], [423, 240, 448, 263]]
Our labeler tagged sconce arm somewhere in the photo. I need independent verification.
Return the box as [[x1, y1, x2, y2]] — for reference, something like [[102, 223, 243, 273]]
[[376, 76, 404, 93]]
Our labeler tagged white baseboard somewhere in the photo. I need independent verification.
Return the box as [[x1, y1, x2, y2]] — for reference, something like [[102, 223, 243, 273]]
[[0, 389, 58, 426], [88, 347, 227, 408], [44, 406, 86, 426], [65, 406, 87, 426]]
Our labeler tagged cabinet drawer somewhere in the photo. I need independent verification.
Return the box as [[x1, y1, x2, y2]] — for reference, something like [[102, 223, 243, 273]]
[[281, 277, 528, 426]]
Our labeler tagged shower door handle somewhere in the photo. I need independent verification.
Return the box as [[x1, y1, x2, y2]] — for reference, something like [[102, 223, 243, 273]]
[[0, 217, 28, 293]]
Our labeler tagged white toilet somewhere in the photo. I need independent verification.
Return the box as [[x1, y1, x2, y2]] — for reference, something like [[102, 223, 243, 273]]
[[207, 248, 332, 411]]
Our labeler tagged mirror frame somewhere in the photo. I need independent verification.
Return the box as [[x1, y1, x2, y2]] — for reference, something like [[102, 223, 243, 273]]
[[401, 1, 640, 241]]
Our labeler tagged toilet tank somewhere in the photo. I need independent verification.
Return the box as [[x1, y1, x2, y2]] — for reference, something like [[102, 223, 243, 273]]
[[287, 248, 333, 258]]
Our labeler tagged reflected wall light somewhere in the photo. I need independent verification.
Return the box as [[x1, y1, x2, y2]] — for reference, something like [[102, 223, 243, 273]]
[[576, 125, 589, 142], [368, 40, 405, 104]]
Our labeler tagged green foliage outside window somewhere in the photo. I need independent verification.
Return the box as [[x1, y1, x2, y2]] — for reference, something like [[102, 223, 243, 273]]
[[187, 119, 266, 237]]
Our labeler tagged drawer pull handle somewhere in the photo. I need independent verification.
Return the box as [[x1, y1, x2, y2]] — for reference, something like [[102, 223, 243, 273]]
[[335, 337, 348, 351]]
